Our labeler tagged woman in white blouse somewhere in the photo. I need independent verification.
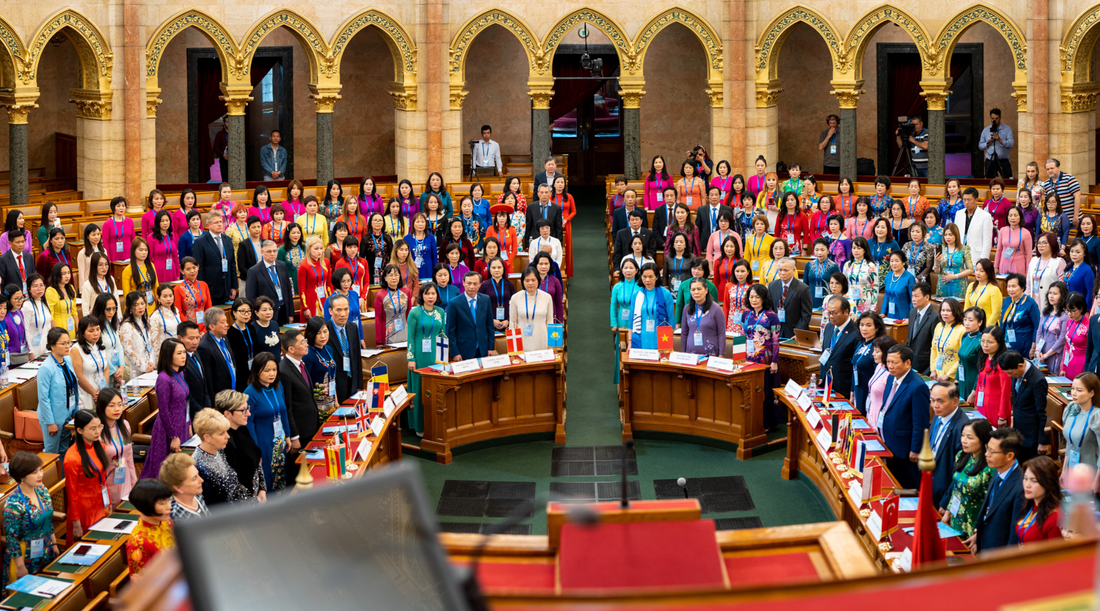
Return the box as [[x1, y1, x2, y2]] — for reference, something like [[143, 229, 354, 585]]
[[90, 292, 124, 389], [75, 224, 108, 291], [529, 219, 563, 267], [509, 268, 555, 351], [80, 252, 117, 317], [148, 284, 180, 359], [21, 274, 50, 358], [119, 291, 155, 377], [70, 315, 112, 411], [1026, 232, 1066, 305]]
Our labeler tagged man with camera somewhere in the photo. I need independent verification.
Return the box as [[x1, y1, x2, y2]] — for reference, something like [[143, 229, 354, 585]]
[[978, 108, 1014, 179], [471, 125, 502, 176], [819, 115, 841, 175], [895, 116, 929, 177]]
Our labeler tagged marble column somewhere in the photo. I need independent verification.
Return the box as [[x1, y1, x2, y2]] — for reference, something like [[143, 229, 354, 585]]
[[620, 88, 644, 180], [923, 88, 950, 184], [311, 90, 339, 187], [530, 90, 553, 174], [7, 107, 29, 207], [227, 114, 245, 189], [830, 83, 863, 178]]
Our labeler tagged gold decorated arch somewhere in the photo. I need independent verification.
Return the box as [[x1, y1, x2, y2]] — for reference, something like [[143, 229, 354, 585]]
[[632, 6, 723, 104], [449, 8, 542, 85], [754, 5, 843, 83], [0, 15, 26, 90], [1061, 4, 1100, 85], [838, 5, 931, 80], [541, 8, 634, 74], [27, 9, 114, 119], [329, 9, 419, 110], [932, 5, 1027, 110], [144, 9, 239, 118], [239, 9, 330, 86]]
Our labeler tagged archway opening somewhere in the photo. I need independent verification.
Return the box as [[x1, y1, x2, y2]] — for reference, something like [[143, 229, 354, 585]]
[[334, 26, 396, 180], [776, 22, 835, 175], [639, 23, 708, 183], [460, 24, 530, 180], [155, 28, 218, 185]]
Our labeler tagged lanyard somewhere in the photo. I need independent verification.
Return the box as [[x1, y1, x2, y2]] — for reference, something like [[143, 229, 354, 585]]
[[854, 340, 872, 364], [524, 290, 537, 321], [970, 283, 989, 306], [158, 308, 178, 336], [136, 263, 150, 287], [936, 325, 954, 354], [908, 196, 920, 218], [183, 280, 205, 312], [388, 289, 403, 316], [673, 257, 684, 279], [234, 323, 252, 357], [311, 345, 335, 371], [106, 422, 122, 464], [420, 308, 437, 339], [347, 256, 361, 286], [307, 214, 319, 236], [492, 279, 504, 306], [88, 347, 104, 376], [838, 194, 852, 215], [1072, 406, 1094, 448], [1017, 506, 1039, 538], [111, 217, 125, 242], [1043, 314, 1060, 335], [311, 259, 326, 288], [732, 283, 747, 309], [751, 234, 765, 258]]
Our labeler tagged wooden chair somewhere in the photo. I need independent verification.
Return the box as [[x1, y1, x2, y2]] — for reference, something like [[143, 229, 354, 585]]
[[85, 544, 127, 598], [124, 397, 155, 447], [14, 380, 42, 443], [40, 459, 66, 542], [0, 390, 14, 440], [81, 591, 110, 611], [52, 586, 91, 611]]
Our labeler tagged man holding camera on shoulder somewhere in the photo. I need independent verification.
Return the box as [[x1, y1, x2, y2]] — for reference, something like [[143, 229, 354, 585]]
[[895, 116, 929, 177], [978, 108, 1014, 179]]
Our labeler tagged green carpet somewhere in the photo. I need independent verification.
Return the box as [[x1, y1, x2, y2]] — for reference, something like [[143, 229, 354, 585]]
[[408, 187, 832, 534]]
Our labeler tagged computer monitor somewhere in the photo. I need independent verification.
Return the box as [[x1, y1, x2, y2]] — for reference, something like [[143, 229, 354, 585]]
[[176, 463, 468, 611]]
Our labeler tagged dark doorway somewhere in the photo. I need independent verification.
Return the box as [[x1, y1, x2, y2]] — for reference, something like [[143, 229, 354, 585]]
[[876, 42, 984, 178], [549, 44, 623, 186], [187, 47, 294, 183]]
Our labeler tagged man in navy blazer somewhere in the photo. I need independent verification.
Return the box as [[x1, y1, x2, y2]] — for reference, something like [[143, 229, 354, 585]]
[[525, 183, 564, 246], [0, 230, 34, 293], [610, 189, 648, 238], [970, 427, 1026, 553], [1003, 351, 1050, 463], [245, 240, 295, 325], [876, 344, 929, 488], [650, 186, 678, 250], [695, 186, 735, 249], [192, 210, 237, 305], [818, 296, 859, 397], [446, 271, 497, 361], [929, 381, 969, 506], [1085, 311, 1100, 374]]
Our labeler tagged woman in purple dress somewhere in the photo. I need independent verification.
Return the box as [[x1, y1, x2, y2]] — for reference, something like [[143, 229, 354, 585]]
[[681, 278, 726, 356], [148, 210, 181, 283], [140, 338, 190, 478], [2, 286, 26, 355], [743, 283, 782, 429], [1034, 281, 1069, 375]]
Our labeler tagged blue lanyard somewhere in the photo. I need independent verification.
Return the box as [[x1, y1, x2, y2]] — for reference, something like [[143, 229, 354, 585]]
[[158, 308, 178, 337], [88, 347, 104, 375], [936, 325, 953, 354], [673, 257, 684, 278], [262, 387, 281, 415], [524, 290, 536, 321], [493, 279, 504, 306], [420, 309, 437, 339], [105, 422, 122, 463], [235, 323, 252, 358], [183, 280, 204, 312], [1072, 406, 1094, 448], [311, 345, 335, 372], [388, 289, 402, 316]]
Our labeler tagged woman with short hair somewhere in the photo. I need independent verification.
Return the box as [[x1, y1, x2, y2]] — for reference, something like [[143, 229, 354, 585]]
[[192, 407, 257, 506], [3, 451, 58, 588], [159, 453, 209, 520], [125, 479, 176, 579], [215, 390, 266, 503]]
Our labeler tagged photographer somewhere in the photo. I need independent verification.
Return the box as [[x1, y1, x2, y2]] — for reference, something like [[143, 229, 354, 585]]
[[978, 108, 1014, 179], [819, 115, 840, 174], [895, 116, 929, 177], [687, 146, 713, 184]]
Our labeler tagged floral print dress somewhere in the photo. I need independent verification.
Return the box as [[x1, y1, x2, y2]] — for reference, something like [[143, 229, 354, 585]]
[[906, 240, 937, 284], [942, 453, 995, 538], [724, 283, 751, 335], [3, 485, 56, 590], [843, 260, 878, 315], [936, 245, 973, 299]]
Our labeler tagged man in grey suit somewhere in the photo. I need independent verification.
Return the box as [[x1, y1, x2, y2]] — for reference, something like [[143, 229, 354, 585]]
[[906, 282, 937, 375], [767, 257, 812, 338]]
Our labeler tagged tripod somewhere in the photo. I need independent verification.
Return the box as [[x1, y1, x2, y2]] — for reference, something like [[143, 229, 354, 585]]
[[892, 140, 917, 177], [468, 140, 479, 182]]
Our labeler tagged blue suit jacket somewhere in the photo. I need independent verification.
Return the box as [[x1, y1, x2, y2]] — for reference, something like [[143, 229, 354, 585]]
[[931, 408, 969, 506], [445, 293, 495, 360], [1085, 314, 1100, 374], [879, 369, 930, 459], [192, 232, 236, 305], [819, 321, 859, 397], [976, 464, 1025, 552], [1000, 296, 1040, 355]]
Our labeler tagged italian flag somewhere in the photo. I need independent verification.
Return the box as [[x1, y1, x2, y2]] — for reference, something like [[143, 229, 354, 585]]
[[731, 335, 747, 361]]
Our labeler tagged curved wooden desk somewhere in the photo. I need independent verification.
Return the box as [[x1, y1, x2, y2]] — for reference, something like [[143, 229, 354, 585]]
[[619, 355, 767, 459], [418, 357, 566, 463]]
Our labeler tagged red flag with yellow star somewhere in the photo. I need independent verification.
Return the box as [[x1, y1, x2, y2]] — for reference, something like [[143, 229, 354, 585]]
[[657, 325, 674, 351]]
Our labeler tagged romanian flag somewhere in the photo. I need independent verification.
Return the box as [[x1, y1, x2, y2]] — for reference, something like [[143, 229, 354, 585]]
[[547, 324, 564, 347], [657, 325, 674, 351], [506, 328, 524, 354], [731, 335, 746, 361]]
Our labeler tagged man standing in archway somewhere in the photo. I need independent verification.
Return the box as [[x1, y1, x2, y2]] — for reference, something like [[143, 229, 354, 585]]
[[213, 116, 230, 183], [819, 114, 841, 175], [979, 108, 1014, 179]]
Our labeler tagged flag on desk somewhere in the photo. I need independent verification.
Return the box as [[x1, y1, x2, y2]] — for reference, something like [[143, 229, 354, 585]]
[[822, 373, 833, 403], [371, 381, 387, 411], [731, 334, 746, 361], [370, 364, 388, 385], [506, 328, 524, 354], [657, 325, 674, 351], [436, 335, 449, 363], [547, 324, 563, 347]]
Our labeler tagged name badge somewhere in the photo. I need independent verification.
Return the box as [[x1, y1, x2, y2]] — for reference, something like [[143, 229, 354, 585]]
[[1002, 247, 1015, 258], [752, 261, 759, 270], [686, 196, 693, 206], [113, 465, 126, 484], [394, 318, 404, 332], [343, 356, 351, 371], [888, 302, 896, 315], [422, 339, 432, 353], [247, 358, 254, 370], [524, 324, 534, 337], [733, 312, 742, 325], [116, 241, 123, 253], [820, 349, 831, 365], [145, 291, 153, 304], [316, 287, 326, 301], [30, 538, 44, 559], [352, 284, 361, 294], [275, 286, 283, 301], [948, 493, 962, 516], [815, 286, 824, 297], [328, 379, 336, 396], [221, 258, 228, 272], [67, 318, 75, 332], [496, 307, 505, 320], [31, 331, 42, 346], [693, 331, 703, 345], [977, 391, 985, 407], [1067, 448, 1081, 469], [273, 418, 284, 439], [852, 368, 858, 385], [830, 144, 837, 154], [1006, 329, 1016, 343], [101, 487, 110, 508], [196, 310, 205, 325], [746, 339, 755, 353], [657, 193, 664, 202], [786, 233, 795, 243], [1036, 338, 1046, 352], [645, 320, 655, 333], [778, 309, 786, 323], [936, 356, 944, 369], [671, 278, 681, 292], [957, 366, 965, 381], [166, 258, 173, 270]]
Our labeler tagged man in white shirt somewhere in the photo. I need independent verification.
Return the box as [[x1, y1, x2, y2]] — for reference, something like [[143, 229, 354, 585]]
[[471, 125, 502, 175], [953, 187, 993, 261]]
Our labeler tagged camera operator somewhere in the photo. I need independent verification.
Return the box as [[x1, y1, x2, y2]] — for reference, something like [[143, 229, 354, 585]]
[[895, 116, 929, 177], [819, 115, 840, 174], [687, 146, 713, 184], [978, 108, 1014, 179], [471, 124, 502, 176]]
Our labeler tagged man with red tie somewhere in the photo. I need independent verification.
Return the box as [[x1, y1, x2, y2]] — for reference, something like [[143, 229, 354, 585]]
[[0, 230, 34, 294], [278, 329, 319, 460]]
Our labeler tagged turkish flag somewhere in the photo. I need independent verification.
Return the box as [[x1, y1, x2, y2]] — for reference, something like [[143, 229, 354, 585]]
[[881, 493, 899, 536], [657, 325, 674, 351], [913, 469, 947, 567], [506, 328, 524, 354]]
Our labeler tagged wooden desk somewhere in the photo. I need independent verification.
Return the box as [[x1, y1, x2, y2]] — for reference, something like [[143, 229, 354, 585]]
[[619, 355, 767, 459], [418, 357, 566, 464]]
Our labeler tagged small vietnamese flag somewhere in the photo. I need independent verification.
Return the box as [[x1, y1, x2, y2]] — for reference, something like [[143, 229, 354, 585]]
[[731, 335, 747, 361], [657, 325, 674, 351]]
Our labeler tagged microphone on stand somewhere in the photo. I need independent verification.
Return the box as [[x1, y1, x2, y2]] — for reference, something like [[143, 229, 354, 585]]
[[460, 499, 534, 611], [620, 440, 635, 509]]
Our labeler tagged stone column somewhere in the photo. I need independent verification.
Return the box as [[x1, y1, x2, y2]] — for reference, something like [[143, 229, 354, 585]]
[[619, 87, 645, 179], [530, 89, 554, 175], [921, 82, 951, 184], [122, 0, 144, 209], [7, 106, 30, 207], [830, 82, 863, 178], [310, 87, 340, 187], [220, 90, 251, 189], [728, 0, 747, 175]]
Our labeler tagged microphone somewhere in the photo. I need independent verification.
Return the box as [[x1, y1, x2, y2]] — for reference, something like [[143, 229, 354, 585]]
[[677, 477, 690, 499], [460, 498, 534, 611], [620, 440, 635, 509]]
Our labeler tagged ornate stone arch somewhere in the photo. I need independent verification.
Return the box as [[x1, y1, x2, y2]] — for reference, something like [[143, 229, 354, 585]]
[[754, 5, 842, 82], [839, 5, 932, 81], [449, 8, 541, 82], [145, 10, 240, 117], [933, 5, 1025, 78], [541, 8, 634, 76], [330, 9, 418, 109], [0, 15, 27, 89], [26, 9, 114, 119], [239, 9, 331, 85], [633, 7, 723, 83], [1061, 4, 1100, 85]]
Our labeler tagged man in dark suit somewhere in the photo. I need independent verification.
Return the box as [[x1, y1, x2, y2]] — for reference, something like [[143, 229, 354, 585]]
[[446, 271, 496, 361], [532, 157, 560, 190], [766, 258, 812, 338], [279, 329, 319, 460], [818, 295, 858, 397], [177, 321, 210, 421], [525, 183, 563, 247], [906, 282, 936, 374], [0, 230, 34, 293], [929, 381, 968, 506], [1003, 351, 1050, 463], [244, 240, 295, 325], [192, 210, 237, 305], [696, 186, 735, 249], [196, 308, 237, 403], [610, 189, 648, 237], [971, 427, 1026, 553], [612, 210, 657, 272], [1086, 310, 1100, 374], [326, 293, 363, 404], [877, 344, 930, 488]]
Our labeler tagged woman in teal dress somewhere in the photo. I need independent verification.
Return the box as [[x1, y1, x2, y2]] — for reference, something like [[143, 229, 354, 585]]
[[3, 452, 58, 589], [934, 223, 973, 299], [868, 219, 898, 292], [610, 259, 641, 384], [956, 307, 986, 399], [244, 353, 290, 492], [629, 263, 675, 350], [407, 283, 445, 436], [940, 419, 995, 538]]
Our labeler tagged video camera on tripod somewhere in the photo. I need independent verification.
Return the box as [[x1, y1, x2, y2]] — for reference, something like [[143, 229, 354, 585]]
[[895, 116, 917, 140]]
